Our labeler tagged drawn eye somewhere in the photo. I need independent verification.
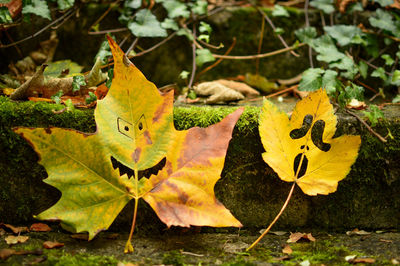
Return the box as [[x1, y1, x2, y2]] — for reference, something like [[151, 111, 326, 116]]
[[124, 126, 130, 132], [117, 117, 134, 139], [138, 122, 143, 131], [311, 120, 331, 152], [290, 114, 313, 139]]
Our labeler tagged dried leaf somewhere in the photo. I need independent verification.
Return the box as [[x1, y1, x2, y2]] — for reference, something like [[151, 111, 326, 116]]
[[270, 231, 288, 236], [379, 239, 393, 243], [30, 223, 51, 232], [287, 232, 316, 243], [43, 241, 64, 249], [244, 73, 278, 93], [216, 79, 260, 97], [282, 244, 293, 254], [5, 235, 29, 245], [346, 229, 371, 236], [259, 89, 361, 195], [70, 234, 89, 240], [1, 224, 28, 234], [14, 37, 242, 245], [193, 81, 244, 104], [273, 255, 290, 261], [346, 99, 366, 110], [0, 249, 16, 260], [349, 258, 376, 264]]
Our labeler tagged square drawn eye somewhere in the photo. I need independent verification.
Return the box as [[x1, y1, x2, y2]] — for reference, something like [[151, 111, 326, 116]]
[[117, 117, 134, 139]]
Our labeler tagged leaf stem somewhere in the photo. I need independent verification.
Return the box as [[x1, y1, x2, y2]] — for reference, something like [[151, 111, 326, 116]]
[[246, 182, 296, 251], [125, 197, 139, 253]]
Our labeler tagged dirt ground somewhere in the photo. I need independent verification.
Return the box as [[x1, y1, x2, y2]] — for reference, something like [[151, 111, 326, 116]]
[[1, 225, 399, 265]]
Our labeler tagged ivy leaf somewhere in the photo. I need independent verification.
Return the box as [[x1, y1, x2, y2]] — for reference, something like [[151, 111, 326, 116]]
[[57, 0, 75, 10], [381, 54, 394, 66], [374, 0, 394, 7], [363, 105, 384, 127], [158, 0, 190, 18], [295, 27, 317, 44], [196, 49, 215, 67], [338, 83, 364, 107], [369, 9, 400, 38], [359, 61, 368, 79], [371, 67, 388, 81], [324, 25, 363, 46], [125, 0, 141, 9], [392, 69, 400, 82], [128, 9, 167, 37], [22, 0, 51, 20], [72, 75, 86, 92], [51, 90, 63, 104], [190, 0, 208, 15], [309, 0, 335, 14], [0, 6, 12, 23], [199, 21, 212, 34], [272, 5, 289, 17], [14, 37, 242, 244], [321, 70, 339, 95], [298, 68, 324, 91], [179, 70, 190, 79], [161, 18, 179, 31], [95, 38, 113, 64], [259, 89, 361, 195]]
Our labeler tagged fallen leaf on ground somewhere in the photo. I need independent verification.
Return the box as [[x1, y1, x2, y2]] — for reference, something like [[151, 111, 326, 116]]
[[43, 241, 64, 249], [244, 73, 278, 93], [216, 79, 260, 97], [5, 235, 29, 245], [0, 249, 15, 260], [300, 260, 310, 266], [70, 233, 89, 240], [345, 255, 357, 261], [95, 83, 109, 100], [273, 255, 290, 261], [30, 223, 51, 232], [193, 81, 245, 104], [349, 257, 376, 264], [287, 232, 316, 243], [269, 231, 287, 236], [282, 244, 292, 254], [346, 229, 371, 236], [379, 239, 393, 243], [27, 257, 47, 264], [346, 99, 367, 110], [392, 258, 400, 264], [0, 224, 28, 234]]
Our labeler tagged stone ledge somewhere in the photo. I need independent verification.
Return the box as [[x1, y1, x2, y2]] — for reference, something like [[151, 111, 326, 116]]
[[0, 96, 399, 231]]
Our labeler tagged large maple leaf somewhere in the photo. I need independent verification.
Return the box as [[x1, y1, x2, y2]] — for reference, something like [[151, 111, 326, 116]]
[[14, 37, 242, 252], [247, 89, 361, 250]]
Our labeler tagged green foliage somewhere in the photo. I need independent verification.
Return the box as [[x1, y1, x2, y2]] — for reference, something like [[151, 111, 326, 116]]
[[72, 75, 86, 92], [369, 9, 400, 37], [363, 105, 384, 127], [43, 60, 83, 77], [51, 90, 64, 104], [196, 49, 215, 67], [0, 6, 12, 23], [128, 9, 167, 37], [22, 0, 51, 20], [338, 83, 364, 107], [86, 91, 97, 104], [95, 38, 113, 64], [179, 70, 190, 79], [309, 0, 335, 14], [324, 25, 363, 46], [106, 68, 114, 88], [272, 5, 289, 17], [299, 68, 340, 94], [57, 0, 75, 10], [158, 0, 190, 18]]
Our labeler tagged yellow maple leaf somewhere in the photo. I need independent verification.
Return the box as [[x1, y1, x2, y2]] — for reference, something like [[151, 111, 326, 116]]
[[248, 89, 361, 250], [259, 89, 361, 195]]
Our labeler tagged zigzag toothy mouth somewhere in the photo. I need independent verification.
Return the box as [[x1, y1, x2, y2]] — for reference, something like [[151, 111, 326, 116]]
[[110, 156, 166, 180]]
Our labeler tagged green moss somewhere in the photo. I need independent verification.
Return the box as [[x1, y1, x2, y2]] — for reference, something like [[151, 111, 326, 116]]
[[162, 250, 185, 265]]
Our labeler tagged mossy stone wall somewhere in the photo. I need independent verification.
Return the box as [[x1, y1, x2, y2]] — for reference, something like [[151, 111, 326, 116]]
[[1, 96, 399, 231]]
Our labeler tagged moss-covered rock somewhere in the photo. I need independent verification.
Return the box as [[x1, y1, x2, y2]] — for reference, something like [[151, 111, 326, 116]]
[[1, 96, 399, 232]]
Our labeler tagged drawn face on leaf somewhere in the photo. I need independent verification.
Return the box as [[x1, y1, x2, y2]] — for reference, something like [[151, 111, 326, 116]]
[[95, 36, 175, 176], [259, 89, 361, 195]]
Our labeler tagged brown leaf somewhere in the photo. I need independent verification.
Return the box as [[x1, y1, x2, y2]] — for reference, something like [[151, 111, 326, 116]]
[[287, 232, 316, 243], [282, 244, 292, 254], [379, 239, 393, 243], [95, 83, 109, 100], [5, 235, 29, 245], [43, 241, 64, 249], [346, 99, 366, 110], [30, 223, 51, 232], [70, 233, 88, 240], [273, 255, 290, 261], [349, 258, 376, 264], [193, 81, 244, 104], [269, 231, 287, 236], [346, 229, 371, 236], [1, 224, 29, 234], [216, 79, 260, 97], [0, 249, 16, 260]]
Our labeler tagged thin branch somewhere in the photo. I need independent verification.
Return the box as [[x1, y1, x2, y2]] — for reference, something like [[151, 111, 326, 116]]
[[256, 16, 265, 75], [196, 38, 222, 50], [360, 58, 392, 76], [212, 42, 306, 60], [132, 32, 177, 57], [88, 27, 129, 35], [188, 25, 197, 90], [197, 37, 236, 77], [345, 109, 387, 143], [126, 38, 139, 55], [277, 0, 305, 6], [254, 5, 299, 57], [0, 8, 76, 49], [87, 0, 121, 34], [51, 8, 77, 30]]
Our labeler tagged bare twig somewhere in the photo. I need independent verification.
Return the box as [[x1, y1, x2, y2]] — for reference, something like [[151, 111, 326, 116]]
[[256, 17, 265, 75], [88, 27, 129, 35], [132, 32, 177, 57], [265, 86, 296, 98], [196, 38, 222, 50], [51, 8, 77, 30], [126, 38, 139, 55], [188, 25, 197, 90], [254, 5, 299, 57], [0, 8, 76, 49], [87, 0, 121, 34], [212, 42, 306, 60], [197, 37, 236, 77], [345, 109, 387, 143], [277, 0, 305, 6], [359, 58, 392, 76]]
